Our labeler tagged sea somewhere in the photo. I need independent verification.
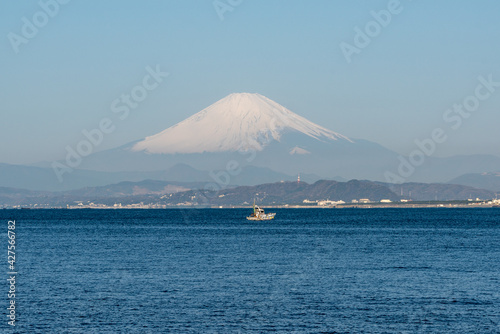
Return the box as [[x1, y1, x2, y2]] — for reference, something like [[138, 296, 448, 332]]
[[1, 208, 499, 333]]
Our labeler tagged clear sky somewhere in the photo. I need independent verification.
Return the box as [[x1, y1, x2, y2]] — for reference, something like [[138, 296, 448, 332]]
[[1, 0, 500, 165]]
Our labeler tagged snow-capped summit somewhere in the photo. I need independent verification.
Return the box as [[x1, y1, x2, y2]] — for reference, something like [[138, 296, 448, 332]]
[[132, 93, 351, 154]]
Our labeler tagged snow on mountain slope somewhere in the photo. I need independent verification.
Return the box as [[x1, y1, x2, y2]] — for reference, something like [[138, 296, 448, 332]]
[[132, 93, 351, 154], [289, 146, 311, 155]]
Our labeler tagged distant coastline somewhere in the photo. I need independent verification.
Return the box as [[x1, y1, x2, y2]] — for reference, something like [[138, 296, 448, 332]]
[[5, 200, 500, 210]]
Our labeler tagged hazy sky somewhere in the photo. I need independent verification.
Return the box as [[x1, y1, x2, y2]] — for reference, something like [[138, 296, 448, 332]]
[[1, 0, 500, 165]]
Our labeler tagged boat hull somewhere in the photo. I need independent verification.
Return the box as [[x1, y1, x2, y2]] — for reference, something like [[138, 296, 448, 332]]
[[246, 213, 276, 221]]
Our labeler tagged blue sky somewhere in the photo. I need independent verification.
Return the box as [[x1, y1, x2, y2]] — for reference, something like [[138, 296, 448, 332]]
[[1, 0, 500, 164]]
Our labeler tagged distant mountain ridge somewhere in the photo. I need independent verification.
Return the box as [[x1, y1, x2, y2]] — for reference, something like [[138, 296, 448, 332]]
[[448, 172, 500, 192], [383, 182, 495, 201], [168, 180, 496, 206], [169, 179, 399, 207], [1, 179, 496, 207], [0, 162, 321, 191]]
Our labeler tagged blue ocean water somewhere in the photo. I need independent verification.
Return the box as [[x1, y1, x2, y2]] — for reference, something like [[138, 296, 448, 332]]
[[2, 208, 500, 333]]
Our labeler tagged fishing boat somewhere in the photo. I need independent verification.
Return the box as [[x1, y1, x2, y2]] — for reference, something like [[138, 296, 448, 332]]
[[246, 200, 276, 221]]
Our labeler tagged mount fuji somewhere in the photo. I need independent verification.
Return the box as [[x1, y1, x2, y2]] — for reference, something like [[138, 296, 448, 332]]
[[79, 93, 395, 179], [132, 93, 351, 154], [76, 93, 500, 184]]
